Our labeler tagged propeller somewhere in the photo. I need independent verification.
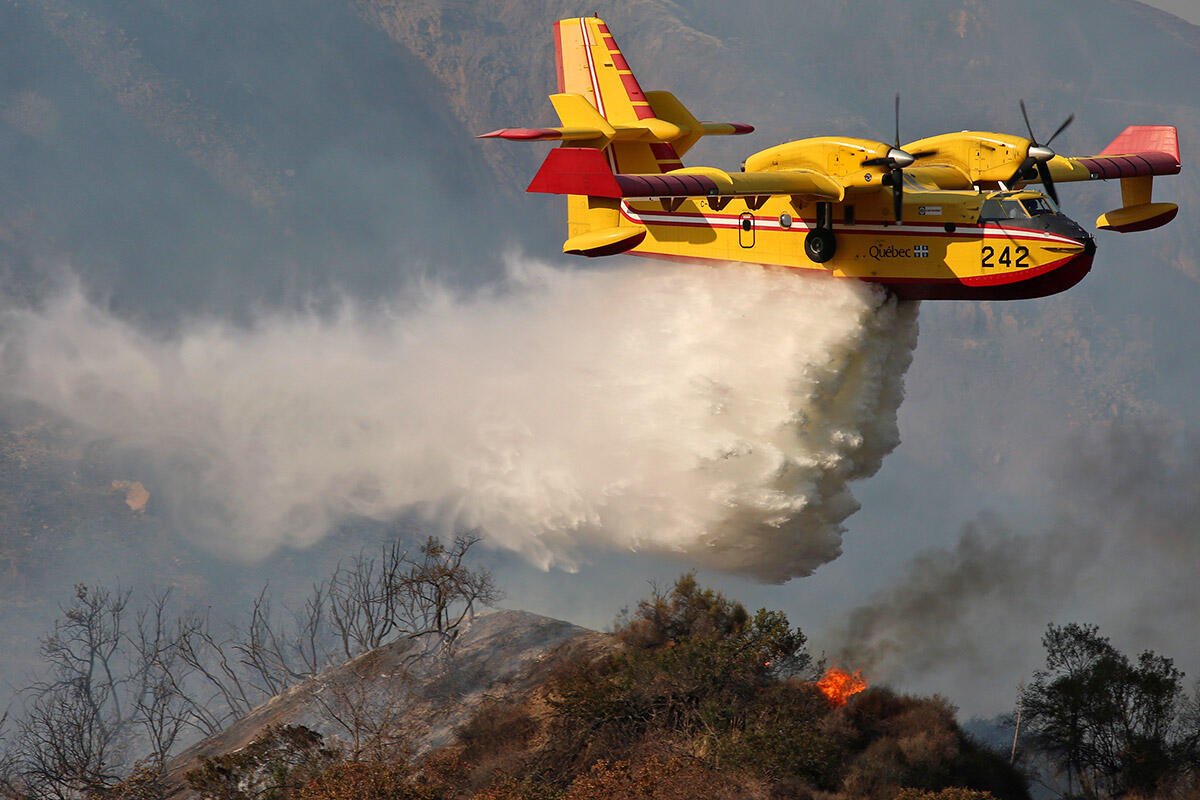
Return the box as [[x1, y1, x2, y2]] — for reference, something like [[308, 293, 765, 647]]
[[862, 95, 937, 222], [1009, 100, 1074, 205]]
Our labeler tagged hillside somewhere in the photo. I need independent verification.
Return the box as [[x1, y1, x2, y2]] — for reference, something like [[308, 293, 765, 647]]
[[163, 610, 599, 798], [158, 594, 1030, 800]]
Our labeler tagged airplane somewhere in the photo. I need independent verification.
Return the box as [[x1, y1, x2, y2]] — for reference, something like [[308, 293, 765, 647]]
[[480, 16, 1182, 300]]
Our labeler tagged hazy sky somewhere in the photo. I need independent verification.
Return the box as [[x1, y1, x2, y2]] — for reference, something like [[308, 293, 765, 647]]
[[1142, 0, 1200, 24]]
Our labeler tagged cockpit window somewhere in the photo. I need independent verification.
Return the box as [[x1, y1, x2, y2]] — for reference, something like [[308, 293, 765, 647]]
[[980, 199, 1004, 220], [979, 198, 1028, 221], [1020, 196, 1056, 216]]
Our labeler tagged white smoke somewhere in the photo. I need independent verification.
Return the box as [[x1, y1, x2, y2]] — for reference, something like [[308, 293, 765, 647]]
[[0, 258, 918, 581]]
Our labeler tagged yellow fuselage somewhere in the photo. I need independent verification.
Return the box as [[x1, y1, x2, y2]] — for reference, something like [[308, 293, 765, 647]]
[[622, 190, 1095, 301]]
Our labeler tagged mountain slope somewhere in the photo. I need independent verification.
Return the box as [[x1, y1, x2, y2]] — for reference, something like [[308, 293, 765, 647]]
[[163, 610, 597, 798]]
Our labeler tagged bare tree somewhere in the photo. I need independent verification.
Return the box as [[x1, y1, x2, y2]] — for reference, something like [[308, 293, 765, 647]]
[[1, 585, 212, 798], [173, 608, 259, 732], [0, 533, 500, 796], [7, 584, 133, 798], [127, 590, 191, 771], [15, 683, 124, 798], [0, 707, 19, 800], [292, 580, 330, 678], [234, 586, 298, 698], [394, 535, 500, 655], [328, 543, 406, 660], [328, 534, 500, 663], [41, 584, 131, 730], [311, 666, 419, 763]]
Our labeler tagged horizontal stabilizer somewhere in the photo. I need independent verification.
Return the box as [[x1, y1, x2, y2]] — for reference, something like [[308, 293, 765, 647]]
[[479, 90, 753, 150], [478, 128, 572, 141]]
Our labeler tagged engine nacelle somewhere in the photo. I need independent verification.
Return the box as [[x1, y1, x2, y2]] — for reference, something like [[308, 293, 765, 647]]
[[901, 131, 1038, 185], [743, 137, 894, 192]]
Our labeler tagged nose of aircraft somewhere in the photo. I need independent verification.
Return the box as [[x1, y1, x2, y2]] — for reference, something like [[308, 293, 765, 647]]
[[1049, 214, 1096, 254], [998, 211, 1095, 255]]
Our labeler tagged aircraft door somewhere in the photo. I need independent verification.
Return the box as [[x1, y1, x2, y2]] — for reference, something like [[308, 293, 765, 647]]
[[739, 212, 755, 248]]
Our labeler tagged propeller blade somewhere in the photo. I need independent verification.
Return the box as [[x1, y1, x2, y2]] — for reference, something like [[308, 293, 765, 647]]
[[1019, 99, 1037, 142], [1009, 156, 1035, 187], [908, 149, 939, 160], [862, 157, 892, 167], [1045, 113, 1075, 147], [1036, 162, 1060, 206], [894, 93, 901, 148], [893, 172, 903, 222], [1013, 101, 1073, 205]]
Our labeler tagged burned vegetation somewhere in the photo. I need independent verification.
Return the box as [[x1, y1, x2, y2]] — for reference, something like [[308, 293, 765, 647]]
[[95, 575, 1031, 800]]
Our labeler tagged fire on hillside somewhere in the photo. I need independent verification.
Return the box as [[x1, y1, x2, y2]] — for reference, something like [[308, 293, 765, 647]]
[[818, 667, 868, 706]]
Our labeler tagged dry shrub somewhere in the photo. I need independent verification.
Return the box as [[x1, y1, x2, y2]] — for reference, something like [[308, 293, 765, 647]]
[[841, 737, 908, 800], [467, 777, 563, 800], [716, 679, 840, 785], [894, 789, 997, 800], [88, 765, 167, 800], [457, 698, 538, 759], [898, 727, 960, 771], [892, 700, 961, 772], [563, 754, 751, 800], [296, 761, 424, 800], [451, 697, 541, 794], [834, 690, 1023, 800]]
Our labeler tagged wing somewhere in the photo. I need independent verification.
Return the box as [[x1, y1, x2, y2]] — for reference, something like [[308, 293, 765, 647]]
[[1046, 125, 1181, 182], [526, 147, 845, 202]]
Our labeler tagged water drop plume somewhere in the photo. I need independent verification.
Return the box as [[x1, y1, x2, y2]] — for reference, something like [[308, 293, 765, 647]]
[[0, 258, 918, 581]]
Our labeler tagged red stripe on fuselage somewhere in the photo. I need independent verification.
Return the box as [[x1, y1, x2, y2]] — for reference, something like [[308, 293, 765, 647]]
[[618, 206, 1080, 246]]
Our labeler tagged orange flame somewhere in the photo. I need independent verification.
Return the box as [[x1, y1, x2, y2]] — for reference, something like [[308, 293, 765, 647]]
[[817, 667, 868, 706]]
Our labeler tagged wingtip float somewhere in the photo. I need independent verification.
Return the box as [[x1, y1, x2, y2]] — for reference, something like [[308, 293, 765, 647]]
[[482, 16, 1181, 301]]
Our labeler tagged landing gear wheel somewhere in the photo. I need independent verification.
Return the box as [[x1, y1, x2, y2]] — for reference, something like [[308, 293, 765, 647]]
[[805, 228, 837, 263]]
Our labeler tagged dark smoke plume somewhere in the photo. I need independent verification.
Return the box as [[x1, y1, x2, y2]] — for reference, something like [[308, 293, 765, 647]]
[[828, 417, 1200, 715]]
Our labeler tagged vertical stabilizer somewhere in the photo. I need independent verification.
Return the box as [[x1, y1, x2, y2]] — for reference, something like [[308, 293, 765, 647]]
[[554, 16, 683, 174]]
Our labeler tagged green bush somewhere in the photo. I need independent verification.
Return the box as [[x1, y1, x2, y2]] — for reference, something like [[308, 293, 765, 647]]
[[550, 574, 812, 748]]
